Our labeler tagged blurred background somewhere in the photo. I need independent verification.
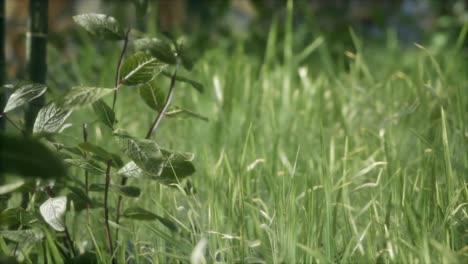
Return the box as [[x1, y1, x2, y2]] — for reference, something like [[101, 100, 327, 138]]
[[5, 0, 467, 80]]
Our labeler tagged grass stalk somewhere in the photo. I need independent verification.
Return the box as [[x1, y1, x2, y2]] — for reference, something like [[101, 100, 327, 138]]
[[103, 160, 115, 263]]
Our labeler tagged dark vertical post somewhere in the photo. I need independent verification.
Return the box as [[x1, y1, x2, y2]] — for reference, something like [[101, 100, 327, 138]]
[[24, 0, 48, 135], [0, 0, 6, 131]]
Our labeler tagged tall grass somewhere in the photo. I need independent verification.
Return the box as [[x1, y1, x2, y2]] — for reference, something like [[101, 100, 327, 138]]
[[47, 12, 468, 264]]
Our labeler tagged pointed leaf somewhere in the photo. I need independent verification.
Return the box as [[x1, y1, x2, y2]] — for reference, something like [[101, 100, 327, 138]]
[[122, 207, 177, 231], [58, 86, 113, 109], [73, 13, 125, 40], [0, 207, 34, 227], [165, 107, 209, 122], [33, 102, 72, 134], [120, 52, 167, 85], [178, 47, 194, 71], [92, 99, 116, 128], [3, 81, 47, 113], [0, 179, 25, 195], [138, 79, 165, 111], [133, 37, 176, 64], [0, 229, 44, 243], [159, 148, 196, 184], [162, 71, 203, 93], [67, 186, 93, 205], [113, 129, 165, 175], [116, 161, 143, 178], [0, 135, 67, 179], [64, 158, 105, 175], [89, 184, 141, 197], [78, 142, 124, 168], [39, 196, 67, 231]]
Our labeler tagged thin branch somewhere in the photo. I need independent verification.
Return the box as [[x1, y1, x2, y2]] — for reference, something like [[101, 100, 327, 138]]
[[145, 64, 179, 139], [104, 160, 115, 263], [1, 113, 25, 136], [115, 63, 180, 241], [112, 29, 131, 112]]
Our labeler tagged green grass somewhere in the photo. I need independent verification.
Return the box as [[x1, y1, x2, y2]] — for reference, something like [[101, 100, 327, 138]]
[[39, 16, 468, 264]]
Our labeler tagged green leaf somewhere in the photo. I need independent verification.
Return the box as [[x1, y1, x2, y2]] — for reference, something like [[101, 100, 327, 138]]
[[0, 179, 25, 195], [73, 13, 125, 40], [122, 207, 177, 231], [159, 148, 196, 184], [78, 142, 124, 168], [133, 37, 176, 64], [39, 196, 67, 231], [116, 150, 195, 185], [0, 135, 67, 179], [165, 107, 209, 122], [64, 158, 105, 175], [89, 184, 141, 197], [178, 47, 194, 71], [67, 186, 93, 205], [162, 71, 204, 93], [116, 161, 143, 178], [58, 86, 113, 109], [113, 129, 165, 176], [138, 79, 166, 111], [0, 207, 34, 227], [3, 81, 47, 113], [0, 229, 44, 243], [120, 52, 167, 85], [33, 102, 72, 134], [92, 99, 116, 128]]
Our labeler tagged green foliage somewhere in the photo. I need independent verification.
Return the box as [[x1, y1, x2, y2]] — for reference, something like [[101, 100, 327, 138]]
[[120, 52, 167, 85], [33, 102, 72, 134], [64, 158, 105, 175], [0, 9, 204, 263], [89, 183, 141, 197], [73, 13, 125, 40], [78, 142, 123, 168], [134, 37, 177, 65], [138, 79, 166, 111], [162, 71, 204, 93], [2, 81, 47, 113], [0, 134, 67, 179], [58, 86, 113, 109], [91, 99, 115, 129], [122, 207, 177, 231], [0, 229, 44, 244], [114, 129, 165, 175]]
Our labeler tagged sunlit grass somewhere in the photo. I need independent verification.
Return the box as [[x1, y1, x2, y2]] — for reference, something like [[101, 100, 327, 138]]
[[46, 16, 468, 263]]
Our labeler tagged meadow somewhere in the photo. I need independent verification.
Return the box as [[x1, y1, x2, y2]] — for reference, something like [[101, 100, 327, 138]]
[[1, 5, 467, 264]]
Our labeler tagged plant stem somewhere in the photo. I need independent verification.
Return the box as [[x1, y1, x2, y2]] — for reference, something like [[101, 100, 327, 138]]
[[0, 0, 6, 131], [24, 0, 47, 135], [111, 28, 130, 244], [111, 29, 131, 112], [1, 113, 25, 135], [115, 64, 179, 241], [145, 64, 179, 139], [82, 123, 90, 224], [104, 160, 115, 263]]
